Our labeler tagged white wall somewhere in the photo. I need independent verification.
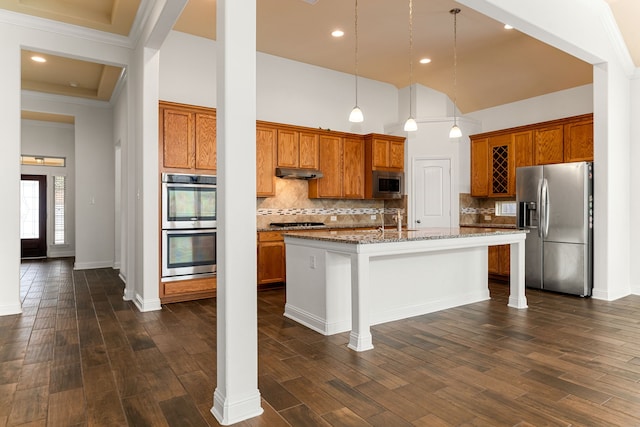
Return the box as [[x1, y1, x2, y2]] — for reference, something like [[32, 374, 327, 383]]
[[159, 31, 400, 135], [468, 85, 594, 132], [21, 120, 76, 258], [630, 73, 640, 294], [0, 26, 22, 315], [22, 92, 115, 270]]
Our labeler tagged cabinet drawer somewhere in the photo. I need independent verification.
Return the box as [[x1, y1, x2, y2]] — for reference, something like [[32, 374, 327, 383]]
[[258, 231, 284, 242], [163, 276, 217, 296]]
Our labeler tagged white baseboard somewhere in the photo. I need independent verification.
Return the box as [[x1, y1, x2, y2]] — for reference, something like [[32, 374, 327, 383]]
[[284, 303, 351, 335], [133, 293, 162, 312], [74, 260, 114, 270], [0, 303, 22, 316], [212, 388, 263, 425]]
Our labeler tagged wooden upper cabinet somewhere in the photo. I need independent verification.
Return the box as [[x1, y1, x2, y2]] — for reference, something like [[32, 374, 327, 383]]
[[366, 135, 405, 171], [343, 137, 365, 199], [513, 130, 533, 169], [276, 129, 299, 168], [256, 125, 277, 197], [488, 134, 514, 197], [469, 113, 593, 200], [470, 137, 489, 197], [299, 132, 319, 169], [161, 107, 192, 170], [159, 101, 216, 173], [389, 141, 404, 170], [534, 124, 564, 165], [194, 112, 217, 170], [308, 135, 343, 198], [564, 117, 594, 162], [276, 128, 319, 169], [372, 138, 389, 169]]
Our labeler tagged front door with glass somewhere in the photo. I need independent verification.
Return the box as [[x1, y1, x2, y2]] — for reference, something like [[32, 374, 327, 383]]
[[21, 174, 47, 258]]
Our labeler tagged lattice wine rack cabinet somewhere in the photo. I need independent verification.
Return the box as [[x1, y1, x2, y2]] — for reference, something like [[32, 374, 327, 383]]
[[491, 144, 509, 195]]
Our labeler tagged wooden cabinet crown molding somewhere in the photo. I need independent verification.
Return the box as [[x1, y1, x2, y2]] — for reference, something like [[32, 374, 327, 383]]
[[469, 113, 593, 140]]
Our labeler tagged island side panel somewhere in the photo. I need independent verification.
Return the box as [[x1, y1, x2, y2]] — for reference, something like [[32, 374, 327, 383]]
[[284, 242, 352, 335], [368, 247, 489, 326]]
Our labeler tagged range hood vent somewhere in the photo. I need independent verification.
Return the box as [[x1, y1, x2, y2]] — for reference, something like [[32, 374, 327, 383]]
[[275, 167, 323, 180]]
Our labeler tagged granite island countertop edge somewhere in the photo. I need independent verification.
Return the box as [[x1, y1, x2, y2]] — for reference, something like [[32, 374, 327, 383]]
[[282, 227, 528, 245]]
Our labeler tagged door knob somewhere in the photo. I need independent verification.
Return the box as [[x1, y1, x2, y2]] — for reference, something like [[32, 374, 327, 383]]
[[417, 219, 421, 224]]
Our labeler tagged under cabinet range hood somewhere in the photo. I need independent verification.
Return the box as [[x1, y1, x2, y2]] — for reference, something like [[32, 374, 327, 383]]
[[275, 167, 324, 180]]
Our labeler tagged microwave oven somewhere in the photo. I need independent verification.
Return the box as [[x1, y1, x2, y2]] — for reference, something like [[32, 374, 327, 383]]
[[372, 170, 403, 199], [161, 173, 217, 229]]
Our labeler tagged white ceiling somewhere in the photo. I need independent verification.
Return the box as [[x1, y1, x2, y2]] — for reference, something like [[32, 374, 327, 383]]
[[5, 0, 639, 118]]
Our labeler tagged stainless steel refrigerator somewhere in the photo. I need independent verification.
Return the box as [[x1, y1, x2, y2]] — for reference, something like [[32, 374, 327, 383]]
[[516, 162, 593, 296]]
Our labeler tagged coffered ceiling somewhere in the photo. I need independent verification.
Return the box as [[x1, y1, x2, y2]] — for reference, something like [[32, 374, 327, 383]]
[[6, 0, 639, 120]]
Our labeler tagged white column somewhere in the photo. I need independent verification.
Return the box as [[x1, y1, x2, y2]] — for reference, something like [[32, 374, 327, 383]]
[[0, 27, 22, 316], [508, 239, 528, 309], [212, 0, 262, 424], [348, 252, 374, 352]]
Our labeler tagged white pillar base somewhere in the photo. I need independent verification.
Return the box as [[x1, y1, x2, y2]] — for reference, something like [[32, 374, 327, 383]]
[[211, 389, 263, 426]]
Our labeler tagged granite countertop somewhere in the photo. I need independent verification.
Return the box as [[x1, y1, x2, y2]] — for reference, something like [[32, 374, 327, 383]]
[[460, 223, 517, 229], [258, 223, 384, 232], [283, 226, 527, 245]]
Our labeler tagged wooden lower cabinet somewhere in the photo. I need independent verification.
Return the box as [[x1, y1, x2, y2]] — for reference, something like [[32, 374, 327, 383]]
[[161, 276, 217, 303], [257, 231, 286, 286], [488, 244, 510, 279]]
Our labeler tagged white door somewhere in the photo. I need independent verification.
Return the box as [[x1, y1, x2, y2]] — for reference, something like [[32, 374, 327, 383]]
[[413, 158, 451, 228]]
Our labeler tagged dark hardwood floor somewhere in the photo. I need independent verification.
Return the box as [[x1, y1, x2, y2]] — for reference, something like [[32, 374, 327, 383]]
[[2, 258, 640, 426]]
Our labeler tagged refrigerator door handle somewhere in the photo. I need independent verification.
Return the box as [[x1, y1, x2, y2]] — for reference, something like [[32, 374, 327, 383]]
[[537, 178, 544, 238], [541, 178, 550, 238]]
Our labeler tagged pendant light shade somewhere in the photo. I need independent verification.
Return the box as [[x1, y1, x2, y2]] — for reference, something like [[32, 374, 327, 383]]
[[404, 0, 417, 132], [449, 124, 462, 138], [404, 117, 418, 132], [349, 106, 364, 123], [349, 0, 364, 123], [449, 8, 462, 139]]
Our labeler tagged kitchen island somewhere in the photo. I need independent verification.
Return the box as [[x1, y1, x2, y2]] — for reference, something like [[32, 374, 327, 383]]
[[283, 227, 528, 351]]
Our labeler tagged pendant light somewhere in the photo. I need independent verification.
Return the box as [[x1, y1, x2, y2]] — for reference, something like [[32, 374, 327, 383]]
[[449, 8, 462, 139], [349, 0, 364, 123], [403, 0, 417, 132]]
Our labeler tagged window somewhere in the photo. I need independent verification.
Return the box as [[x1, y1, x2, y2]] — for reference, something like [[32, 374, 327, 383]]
[[54, 176, 66, 245], [21, 155, 65, 167], [495, 200, 517, 217]]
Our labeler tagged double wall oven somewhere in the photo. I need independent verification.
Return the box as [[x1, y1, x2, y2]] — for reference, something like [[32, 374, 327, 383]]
[[161, 173, 217, 281]]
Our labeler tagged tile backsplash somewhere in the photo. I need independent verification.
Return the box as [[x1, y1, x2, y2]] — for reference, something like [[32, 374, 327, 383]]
[[459, 193, 516, 226], [256, 178, 406, 228]]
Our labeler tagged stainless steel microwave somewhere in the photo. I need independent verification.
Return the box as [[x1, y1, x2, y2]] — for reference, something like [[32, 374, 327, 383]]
[[372, 170, 403, 199]]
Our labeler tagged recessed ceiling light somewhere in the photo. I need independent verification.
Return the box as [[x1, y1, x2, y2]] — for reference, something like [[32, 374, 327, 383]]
[[331, 30, 344, 38], [419, 58, 432, 64], [31, 55, 46, 63], [504, 24, 514, 30]]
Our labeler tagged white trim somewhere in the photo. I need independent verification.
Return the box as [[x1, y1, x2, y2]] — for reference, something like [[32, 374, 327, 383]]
[[0, 304, 22, 316], [284, 303, 350, 335], [212, 389, 264, 426], [599, 1, 636, 77], [21, 120, 74, 129], [22, 90, 112, 109], [133, 294, 161, 312], [74, 260, 114, 270], [0, 9, 132, 48]]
